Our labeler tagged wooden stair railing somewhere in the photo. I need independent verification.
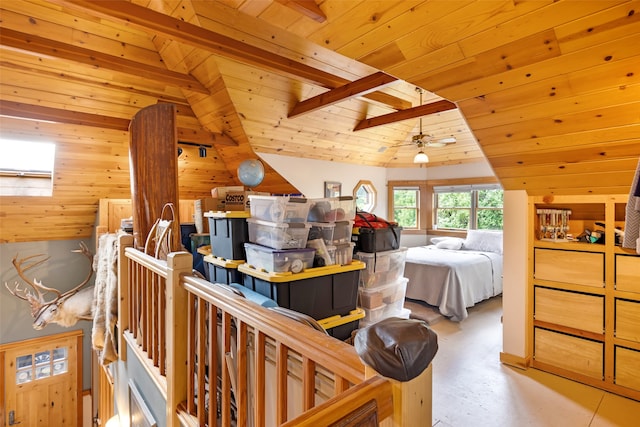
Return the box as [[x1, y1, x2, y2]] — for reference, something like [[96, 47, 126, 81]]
[[281, 376, 393, 426], [116, 233, 432, 427], [179, 275, 368, 426]]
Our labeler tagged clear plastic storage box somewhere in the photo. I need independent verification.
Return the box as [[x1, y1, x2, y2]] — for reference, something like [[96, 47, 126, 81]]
[[329, 242, 355, 266], [359, 278, 408, 324], [244, 242, 315, 273], [247, 218, 311, 249], [359, 307, 410, 329], [354, 247, 408, 289], [358, 277, 408, 309], [307, 196, 356, 222], [308, 221, 354, 246], [248, 195, 309, 223]]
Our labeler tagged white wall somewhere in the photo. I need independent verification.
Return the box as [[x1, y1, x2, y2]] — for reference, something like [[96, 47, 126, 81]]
[[261, 153, 496, 219], [259, 153, 389, 217], [502, 190, 528, 359]]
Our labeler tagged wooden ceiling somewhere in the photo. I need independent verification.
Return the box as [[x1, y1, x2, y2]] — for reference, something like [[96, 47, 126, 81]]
[[1, 0, 639, 199]]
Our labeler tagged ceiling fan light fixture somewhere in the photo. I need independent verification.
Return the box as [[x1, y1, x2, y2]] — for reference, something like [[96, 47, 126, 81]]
[[413, 151, 429, 163]]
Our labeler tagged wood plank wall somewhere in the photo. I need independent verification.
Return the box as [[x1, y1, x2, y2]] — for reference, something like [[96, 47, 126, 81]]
[[0, 116, 290, 243]]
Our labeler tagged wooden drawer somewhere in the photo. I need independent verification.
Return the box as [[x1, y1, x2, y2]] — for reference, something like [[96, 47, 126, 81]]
[[615, 254, 640, 293], [615, 346, 640, 392], [534, 248, 604, 287], [615, 299, 640, 343], [534, 328, 603, 379], [535, 287, 604, 334]]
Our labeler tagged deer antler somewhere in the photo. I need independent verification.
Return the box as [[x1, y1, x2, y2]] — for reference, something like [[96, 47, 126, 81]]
[[60, 242, 94, 299], [5, 242, 94, 317], [6, 252, 58, 317]]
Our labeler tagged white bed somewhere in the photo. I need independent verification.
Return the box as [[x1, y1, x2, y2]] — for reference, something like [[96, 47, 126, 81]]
[[404, 230, 503, 321]]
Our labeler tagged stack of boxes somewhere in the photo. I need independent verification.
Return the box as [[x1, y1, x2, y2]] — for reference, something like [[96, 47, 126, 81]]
[[355, 248, 410, 328], [244, 195, 314, 273], [306, 196, 356, 267], [204, 194, 364, 341], [352, 218, 410, 328]]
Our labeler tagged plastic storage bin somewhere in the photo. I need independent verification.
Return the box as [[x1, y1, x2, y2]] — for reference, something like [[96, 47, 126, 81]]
[[358, 277, 408, 309], [238, 262, 364, 320], [205, 211, 250, 260], [352, 225, 402, 253], [307, 196, 356, 222], [247, 218, 311, 249], [308, 221, 354, 246], [317, 308, 365, 341], [244, 242, 315, 273], [248, 195, 309, 223], [359, 307, 411, 329], [354, 247, 408, 289], [359, 278, 408, 325], [329, 242, 355, 265], [204, 255, 243, 285]]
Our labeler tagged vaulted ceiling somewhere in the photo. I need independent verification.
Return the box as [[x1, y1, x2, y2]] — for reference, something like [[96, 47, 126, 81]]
[[1, 0, 639, 197]]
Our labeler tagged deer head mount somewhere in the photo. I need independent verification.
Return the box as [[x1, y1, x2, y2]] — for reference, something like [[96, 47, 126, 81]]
[[5, 242, 95, 330]]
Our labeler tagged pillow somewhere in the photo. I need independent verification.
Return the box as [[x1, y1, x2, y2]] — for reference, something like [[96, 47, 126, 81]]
[[463, 230, 503, 254], [431, 236, 464, 245], [435, 238, 464, 250], [430, 236, 449, 244]]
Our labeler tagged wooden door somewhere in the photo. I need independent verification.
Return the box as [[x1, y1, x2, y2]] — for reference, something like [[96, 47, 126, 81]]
[[2, 331, 82, 426]]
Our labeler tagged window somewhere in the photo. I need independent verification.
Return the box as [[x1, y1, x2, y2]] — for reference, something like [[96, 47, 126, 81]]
[[434, 185, 503, 230], [16, 346, 68, 384], [388, 178, 499, 233], [353, 180, 376, 212], [0, 138, 55, 196], [393, 186, 419, 229], [434, 191, 471, 229]]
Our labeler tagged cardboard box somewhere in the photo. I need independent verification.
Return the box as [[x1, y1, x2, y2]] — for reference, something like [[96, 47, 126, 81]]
[[224, 191, 268, 211], [211, 186, 244, 198]]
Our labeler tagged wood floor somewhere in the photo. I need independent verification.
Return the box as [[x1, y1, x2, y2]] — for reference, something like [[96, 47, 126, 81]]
[[429, 296, 640, 427]]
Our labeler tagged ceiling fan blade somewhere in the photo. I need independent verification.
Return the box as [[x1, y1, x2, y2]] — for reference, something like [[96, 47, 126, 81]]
[[438, 137, 457, 144]]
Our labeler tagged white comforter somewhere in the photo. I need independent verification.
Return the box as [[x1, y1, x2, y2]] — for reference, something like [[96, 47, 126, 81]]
[[404, 246, 503, 321]]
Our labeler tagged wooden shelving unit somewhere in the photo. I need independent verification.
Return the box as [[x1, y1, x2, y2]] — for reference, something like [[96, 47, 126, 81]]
[[528, 194, 640, 401]]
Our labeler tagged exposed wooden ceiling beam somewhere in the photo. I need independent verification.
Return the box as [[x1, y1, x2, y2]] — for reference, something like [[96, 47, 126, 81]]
[[353, 100, 457, 131], [0, 28, 210, 95], [0, 100, 130, 130], [0, 100, 238, 146], [50, 0, 411, 111], [275, 0, 327, 23], [288, 72, 398, 118]]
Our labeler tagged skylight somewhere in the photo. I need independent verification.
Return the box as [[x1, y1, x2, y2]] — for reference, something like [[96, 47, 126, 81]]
[[0, 139, 56, 196]]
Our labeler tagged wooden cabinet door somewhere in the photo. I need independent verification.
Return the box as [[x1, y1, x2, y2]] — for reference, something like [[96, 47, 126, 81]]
[[3, 331, 81, 426]]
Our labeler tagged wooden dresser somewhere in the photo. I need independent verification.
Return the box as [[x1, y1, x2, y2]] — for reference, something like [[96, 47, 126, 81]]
[[529, 195, 640, 400]]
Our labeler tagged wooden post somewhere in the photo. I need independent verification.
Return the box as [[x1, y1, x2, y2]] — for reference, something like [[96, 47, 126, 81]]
[[117, 234, 134, 361], [364, 364, 433, 427], [128, 103, 181, 252], [165, 251, 192, 427]]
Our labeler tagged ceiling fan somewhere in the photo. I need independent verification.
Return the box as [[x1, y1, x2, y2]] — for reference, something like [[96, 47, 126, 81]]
[[404, 87, 457, 163]]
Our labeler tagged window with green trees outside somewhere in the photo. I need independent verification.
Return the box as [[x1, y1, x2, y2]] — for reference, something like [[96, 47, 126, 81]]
[[393, 187, 419, 229], [435, 187, 503, 230]]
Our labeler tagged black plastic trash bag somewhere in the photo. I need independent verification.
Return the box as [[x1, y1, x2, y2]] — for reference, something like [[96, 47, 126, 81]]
[[354, 317, 438, 382]]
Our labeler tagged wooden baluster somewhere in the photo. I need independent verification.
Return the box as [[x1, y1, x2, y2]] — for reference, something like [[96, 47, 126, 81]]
[[254, 331, 266, 427]]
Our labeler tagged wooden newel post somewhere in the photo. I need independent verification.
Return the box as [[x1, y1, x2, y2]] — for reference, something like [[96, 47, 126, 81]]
[[364, 363, 433, 427], [165, 251, 192, 427], [354, 318, 438, 427]]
